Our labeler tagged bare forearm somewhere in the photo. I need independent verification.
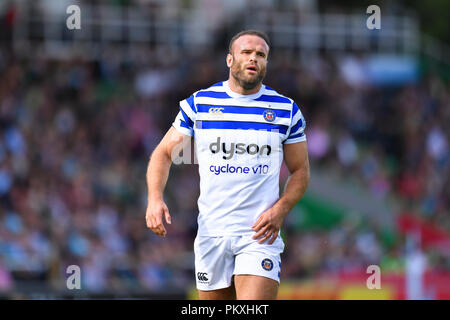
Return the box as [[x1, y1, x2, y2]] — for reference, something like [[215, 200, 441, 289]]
[[274, 166, 310, 218], [252, 165, 310, 244], [146, 146, 172, 201]]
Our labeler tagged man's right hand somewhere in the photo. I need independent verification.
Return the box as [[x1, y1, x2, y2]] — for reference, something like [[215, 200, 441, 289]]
[[146, 199, 172, 237]]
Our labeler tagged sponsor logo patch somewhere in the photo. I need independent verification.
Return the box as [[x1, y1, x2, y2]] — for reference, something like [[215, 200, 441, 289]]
[[208, 107, 224, 115], [263, 109, 276, 122], [261, 258, 273, 271], [209, 137, 271, 160], [197, 272, 209, 283]]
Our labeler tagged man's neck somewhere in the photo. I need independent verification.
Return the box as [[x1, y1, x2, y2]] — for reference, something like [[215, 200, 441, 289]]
[[227, 75, 262, 95]]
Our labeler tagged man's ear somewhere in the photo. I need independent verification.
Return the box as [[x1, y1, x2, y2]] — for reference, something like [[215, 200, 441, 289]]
[[226, 53, 233, 68]]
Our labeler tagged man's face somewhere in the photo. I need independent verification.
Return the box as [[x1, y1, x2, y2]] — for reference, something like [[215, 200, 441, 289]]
[[227, 35, 269, 91]]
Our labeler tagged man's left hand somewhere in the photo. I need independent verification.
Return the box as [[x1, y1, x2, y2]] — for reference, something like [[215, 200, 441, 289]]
[[252, 207, 286, 245]]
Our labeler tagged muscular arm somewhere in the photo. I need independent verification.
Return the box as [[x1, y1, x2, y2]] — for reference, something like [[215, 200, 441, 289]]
[[274, 141, 310, 218], [146, 126, 192, 236], [252, 141, 310, 244]]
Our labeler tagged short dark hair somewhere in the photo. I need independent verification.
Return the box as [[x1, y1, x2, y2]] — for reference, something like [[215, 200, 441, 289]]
[[228, 30, 270, 54]]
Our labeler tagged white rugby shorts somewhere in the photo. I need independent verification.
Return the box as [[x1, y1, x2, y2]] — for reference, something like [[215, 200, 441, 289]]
[[194, 233, 285, 290]]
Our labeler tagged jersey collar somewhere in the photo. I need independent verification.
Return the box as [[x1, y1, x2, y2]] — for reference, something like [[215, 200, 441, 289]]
[[223, 80, 265, 100]]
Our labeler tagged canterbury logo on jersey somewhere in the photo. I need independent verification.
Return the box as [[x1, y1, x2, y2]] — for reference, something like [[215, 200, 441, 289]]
[[209, 137, 272, 160], [208, 107, 224, 115]]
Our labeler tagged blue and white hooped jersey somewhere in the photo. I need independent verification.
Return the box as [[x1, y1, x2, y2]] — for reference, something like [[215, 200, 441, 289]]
[[172, 80, 307, 236]]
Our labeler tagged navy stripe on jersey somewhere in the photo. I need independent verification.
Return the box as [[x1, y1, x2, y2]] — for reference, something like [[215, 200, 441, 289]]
[[179, 119, 190, 130], [288, 132, 305, 140], [185, 95, 197, 114], [255, 95, 291, 104], [179, 107, 194, 127], [196, 91, 231, 99], [290, 117, 303, 133], [196, 104, 291, 118], [292, 102, 300, 118], [196, 120, 289, 134]]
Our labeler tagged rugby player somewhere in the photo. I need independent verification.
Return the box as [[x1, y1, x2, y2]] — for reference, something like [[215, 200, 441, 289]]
[[146, 30, 310, 300]]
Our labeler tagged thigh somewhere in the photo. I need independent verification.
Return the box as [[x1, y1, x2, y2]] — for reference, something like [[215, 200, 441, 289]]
[[234, 274, 279, 300], [232, 234, 284, 299]]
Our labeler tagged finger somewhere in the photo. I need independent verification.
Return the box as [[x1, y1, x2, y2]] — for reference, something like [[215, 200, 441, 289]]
[[258, 230, 273, 244], [153, 213, 165, 233], [146, 215, 154, 229], [268, 230, 279, 245], [151, 216, 158, 230], [148, 216, 164, 235], [252, 225, 269, 240], [154, 212, 163, 227], [164, 208, 171, 225], [153, 225, 166, 237], [252, 214, 264, 229], [155, 222, 166, 237], [252, 215, 268, 232]]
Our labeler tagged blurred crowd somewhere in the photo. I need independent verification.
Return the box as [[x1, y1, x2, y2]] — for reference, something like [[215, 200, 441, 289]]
[[265, 50, 450, 281], [0, 39, 449, 295]]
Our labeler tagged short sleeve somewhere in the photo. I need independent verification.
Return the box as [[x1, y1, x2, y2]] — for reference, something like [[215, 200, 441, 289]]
[[283, 102, 307, 144], [171, 94, 197, 137]]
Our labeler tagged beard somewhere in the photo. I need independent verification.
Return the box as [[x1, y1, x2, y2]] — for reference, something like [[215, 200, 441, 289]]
[[230, 62, 266, 91]]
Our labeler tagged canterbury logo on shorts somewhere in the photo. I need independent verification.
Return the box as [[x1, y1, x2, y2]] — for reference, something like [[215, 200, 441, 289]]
[[197, 272, 209, 283]]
